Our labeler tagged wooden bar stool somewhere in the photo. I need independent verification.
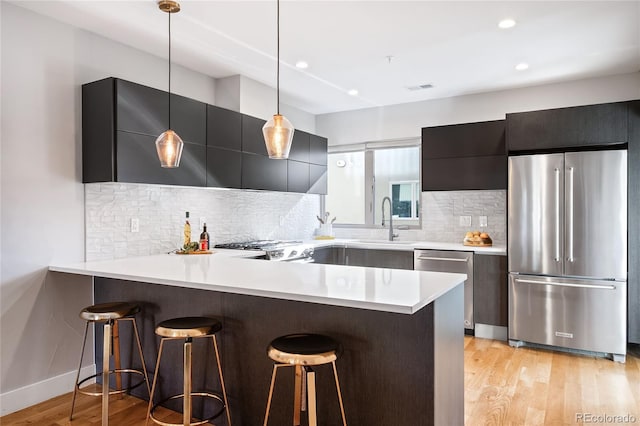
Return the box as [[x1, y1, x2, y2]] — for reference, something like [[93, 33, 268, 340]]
[[70, 302, 151, 425], [147, 316, 231, 426], [263, 333, 347, 426]]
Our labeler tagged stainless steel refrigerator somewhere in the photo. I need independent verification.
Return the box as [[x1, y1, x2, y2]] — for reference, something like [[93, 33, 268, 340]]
[[508, 150, 627, 361]]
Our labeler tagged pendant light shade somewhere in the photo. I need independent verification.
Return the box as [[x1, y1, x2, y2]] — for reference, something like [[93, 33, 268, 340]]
[[263, 114, 294, 159], [155, 129, 184, 168], [263, 0, 294, 159], [156, 0, 184, 168]]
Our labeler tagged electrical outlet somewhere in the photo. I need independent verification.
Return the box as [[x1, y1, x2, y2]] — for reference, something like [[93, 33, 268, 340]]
[[199, 217, 207, 229], [479, 216, 488, 227], [459, 215, 471, 227], [130, 217, 139, 233]]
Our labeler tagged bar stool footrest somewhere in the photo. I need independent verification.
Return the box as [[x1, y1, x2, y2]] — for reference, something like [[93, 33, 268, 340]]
[[76, 368, 147, 397], [149, 392, 226, 426]]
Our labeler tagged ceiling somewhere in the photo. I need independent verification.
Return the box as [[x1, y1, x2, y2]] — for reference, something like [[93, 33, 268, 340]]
[[12, 1, 640, 115]]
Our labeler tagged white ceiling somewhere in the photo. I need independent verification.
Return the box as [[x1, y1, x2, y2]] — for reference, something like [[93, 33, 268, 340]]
[[12, 0, 640, 115]]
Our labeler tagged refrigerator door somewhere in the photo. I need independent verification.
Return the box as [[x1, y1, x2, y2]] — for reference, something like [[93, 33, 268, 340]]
[[564, 150, 627, 280], [508, 154, 564, 276], [509, 274, 627, 356]]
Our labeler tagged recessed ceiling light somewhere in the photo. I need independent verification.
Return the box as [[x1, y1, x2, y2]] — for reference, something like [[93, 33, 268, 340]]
[[498, 18, 516, 29], [515, 62, 529, 71], [295, 60, 309, 69], [348, 89, 359, 96]]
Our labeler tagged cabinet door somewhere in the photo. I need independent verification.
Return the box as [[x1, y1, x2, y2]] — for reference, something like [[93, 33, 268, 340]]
[[206, 147, 241, 188], [287, 160, 310, 193], [170, 93, 206, 145], [345, 249, 414, 269], [308, 164, 327, 194], [116, 131, 206, 186], [207, 105, 242, 150], [474, 255, 508, 327], [309, 134, 328, 165], [83, 78, 116, 183], [629, 100, 640, 344], [422, 120, 505, 159], [116, 79, 167, 137], [241, 153, 287, 191], [289, 130, 310, 162], [242, 115, 268, 155], [422, 156, 506, 190], [507, 102, 628, 152]]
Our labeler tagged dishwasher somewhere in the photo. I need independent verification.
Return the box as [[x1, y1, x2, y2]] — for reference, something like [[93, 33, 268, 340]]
[[414, 249, 474, 332]]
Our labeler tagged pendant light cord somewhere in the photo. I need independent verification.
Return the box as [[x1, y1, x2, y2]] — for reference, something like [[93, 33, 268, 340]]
[[168, 9, 172, 129], [277, 0, 280, 115]]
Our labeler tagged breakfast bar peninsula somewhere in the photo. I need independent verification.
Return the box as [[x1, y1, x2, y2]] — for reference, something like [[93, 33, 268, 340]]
[[50, 251, 465, 425]]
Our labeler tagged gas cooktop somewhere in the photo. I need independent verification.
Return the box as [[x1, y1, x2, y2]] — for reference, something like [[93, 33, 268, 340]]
[[214, 240, 303, 250]]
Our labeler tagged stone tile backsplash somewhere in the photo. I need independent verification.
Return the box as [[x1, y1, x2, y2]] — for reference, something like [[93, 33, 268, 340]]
[[332, 190, 506, 245], [85, 183, 321, 261]]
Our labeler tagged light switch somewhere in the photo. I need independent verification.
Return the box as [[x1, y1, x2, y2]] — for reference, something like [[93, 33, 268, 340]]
[[130, 218, 139, 233], [459, 215, 472, 227]]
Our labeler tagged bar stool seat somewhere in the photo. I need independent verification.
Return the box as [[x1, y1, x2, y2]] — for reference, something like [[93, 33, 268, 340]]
[[147, 316, 231, 426], [71, 302, 150, 425], [263, 333, 347, 426]]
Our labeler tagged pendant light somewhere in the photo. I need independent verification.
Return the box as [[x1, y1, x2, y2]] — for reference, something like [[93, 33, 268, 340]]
[[155, 0, 184, 168], [262, 0, 294, 159]]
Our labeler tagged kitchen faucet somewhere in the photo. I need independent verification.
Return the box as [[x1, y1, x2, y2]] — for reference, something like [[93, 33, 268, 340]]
[[381, 196, 399, 241]]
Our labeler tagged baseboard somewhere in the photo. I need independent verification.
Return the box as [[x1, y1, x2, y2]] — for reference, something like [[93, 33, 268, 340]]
[[0, 365, 95, 416], [475, 324, 508, 341]]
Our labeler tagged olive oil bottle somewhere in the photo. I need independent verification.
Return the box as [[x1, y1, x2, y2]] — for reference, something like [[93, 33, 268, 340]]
[[183, 211, 191, 247]]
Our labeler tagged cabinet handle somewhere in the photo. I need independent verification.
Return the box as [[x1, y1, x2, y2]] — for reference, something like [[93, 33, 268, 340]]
[[554, 167, 561, 262], [416, 256, 468, 262], [567, 166, 574, 262], [515, 278, 615, 290]]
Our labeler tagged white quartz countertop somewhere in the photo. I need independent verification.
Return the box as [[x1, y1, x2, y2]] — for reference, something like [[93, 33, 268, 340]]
[[49, 250, 466, 315], [308, 239, 507, 255]]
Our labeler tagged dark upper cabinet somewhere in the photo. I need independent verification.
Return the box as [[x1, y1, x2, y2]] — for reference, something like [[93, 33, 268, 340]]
[[115, 79, 205, 145], [309, 134, 328, 165], [421, 119, 506, 191], [117, 132, 206, 186], [206, 147, 242, 188], [473, 255, 508, 327], [628, 100, 640, 344], [309, 164, 328, 194], [287, 160, 310, 193], [241, 153, 287, 192], [242, 115, 268, 155], [289, 131, 310, 163], [422, 120, 505, 159], [207, 105, 241, 150], [506, 102, 628, 152]]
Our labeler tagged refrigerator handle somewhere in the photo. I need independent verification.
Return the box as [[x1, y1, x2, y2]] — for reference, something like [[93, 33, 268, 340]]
[[554, 168, 561, 262], [567, 167, 574, 263]]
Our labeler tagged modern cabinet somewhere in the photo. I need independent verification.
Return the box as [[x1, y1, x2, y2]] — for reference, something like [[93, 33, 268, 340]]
[[345, 248, 414, 270], [287, 160, 310, 193], [83, 77, 206, 185], [207, 105, 241, 151], [422, 120, 506, 191], [309, 134, 328, 166], [241, 115, 268, 156], [473, 255, 508, 327], [506, 102, 628, 152], [241, 153, 287, 192], [629, 100, 640, 344]]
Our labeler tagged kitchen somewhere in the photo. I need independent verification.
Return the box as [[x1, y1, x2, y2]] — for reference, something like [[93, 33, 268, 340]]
[[1, 1, 639, 425]]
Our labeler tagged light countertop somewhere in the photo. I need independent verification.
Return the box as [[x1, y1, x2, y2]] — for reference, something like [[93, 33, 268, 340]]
[[308, 238, 507, 255], [49, 250, 466, 315]]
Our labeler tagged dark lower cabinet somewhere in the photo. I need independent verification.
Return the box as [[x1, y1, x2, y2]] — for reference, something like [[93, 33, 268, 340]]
[[422, 156, 506, 191], [117, 132, 206, 186], [287, 160, 310, 193], [629, 100, 640, 344], [506, 102, 628, 152], [309, 164, 328, 194], [241, 153, 287, 192], [206, 147, 241, 188], [312, 246, 346, 265], [473, 255, 508, 327], [345, 248, 414, 270]]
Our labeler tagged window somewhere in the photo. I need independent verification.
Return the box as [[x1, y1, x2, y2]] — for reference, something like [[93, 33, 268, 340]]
[[326, 142, 421, 227]]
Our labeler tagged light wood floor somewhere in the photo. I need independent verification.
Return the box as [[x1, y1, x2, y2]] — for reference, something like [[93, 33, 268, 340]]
[[2, 337, 639, 425]]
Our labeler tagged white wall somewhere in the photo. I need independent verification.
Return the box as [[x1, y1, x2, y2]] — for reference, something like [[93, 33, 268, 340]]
[[317, 72, 640, 146], [0, 2, 214, 414]]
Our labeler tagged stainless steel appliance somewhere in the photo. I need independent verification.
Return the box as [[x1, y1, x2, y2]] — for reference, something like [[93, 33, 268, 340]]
[[508, 150, 627, 361], [214, 240, 315, 262], [414, 249, 474, 331]]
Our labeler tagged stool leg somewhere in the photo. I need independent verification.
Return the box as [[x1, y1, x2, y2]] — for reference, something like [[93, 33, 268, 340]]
[[113, 320, 122, 397], [183, 338, 192, 426], [131, 318, 151, 398], [102, 320, 112, 425], [146, 338, 166, 426], [212, 335, 232, 426], [263, 364, 279, 426], [306, 370, 317, 426], [293, 365, 302, 425], [331, 361, 347, 426], [69, 321, 90, 421]]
